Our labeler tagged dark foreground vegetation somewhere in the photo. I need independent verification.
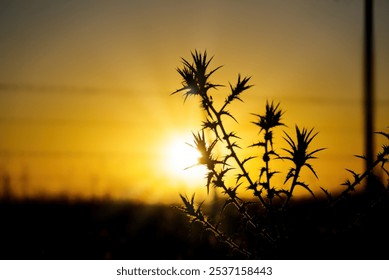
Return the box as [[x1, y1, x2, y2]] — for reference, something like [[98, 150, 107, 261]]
[[0, 198, 226, 260], [1, 189, 389, 260]]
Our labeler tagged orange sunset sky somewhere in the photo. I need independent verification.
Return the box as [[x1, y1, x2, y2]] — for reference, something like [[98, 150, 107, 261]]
[[0, 0, 388, 203]]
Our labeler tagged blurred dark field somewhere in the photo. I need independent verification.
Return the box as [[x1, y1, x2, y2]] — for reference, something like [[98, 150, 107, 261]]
[[0, 199, 230, 260], [1, 192, 389, 260]]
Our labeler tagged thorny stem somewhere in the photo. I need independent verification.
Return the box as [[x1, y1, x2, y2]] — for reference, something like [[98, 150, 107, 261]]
[[201, 90, 276, 245], [331, 156, 386, 207], [180, 194, 252, 258], [207, 100, 270, 211], [282, 166, 301, 209], [264, 129, 272, 201], [210, 166, 276, 246], [201, 216, 252, 258]]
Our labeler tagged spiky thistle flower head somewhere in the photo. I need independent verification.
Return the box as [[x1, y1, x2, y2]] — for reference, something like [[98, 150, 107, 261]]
[[252, 101, 285, 133], [171, 50, 223, 101], [282, 126, 325, 178]]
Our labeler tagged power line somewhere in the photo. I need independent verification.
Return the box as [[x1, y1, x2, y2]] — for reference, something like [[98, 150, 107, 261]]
[[1, 82, 388, 105], [363, 0, 375, 173], [0, 117, 138, 127], [0, 149, 147, 159], [0, 83, 134, 96]]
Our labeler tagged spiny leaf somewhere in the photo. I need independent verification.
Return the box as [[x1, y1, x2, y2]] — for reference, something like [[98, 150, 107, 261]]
[[306, 147, 326, 159], [206, 171, 214, 194], [259, 167, 267, 180], [379, 145, 389, 157], [220, 110, 238, 123], [227, 142, 241, 150], [268, 171, 280, 180], [284, 168, 295, 184], [355, 155, 367, 160], [224, 131, 241, 140], [295, 181, 315, 198], [268, 150, 280, 158], [345, 168, 361, 183], [222, 153, 234, 166], [179, 193, 196, 215], [212, 175, 225, 188], [235, 173, 245, 184], [341, 179, 351, 187], [341, 179, 356, 191], [305, 163, 319, 179], [375, 131, 389, 140], [223, 186, 239, 199], [202, 119, 218, 130], [224, 75, 252, 106], [320, 187, 332, 201], [242, 156, 256, 166], [250, 141, 266, 148]]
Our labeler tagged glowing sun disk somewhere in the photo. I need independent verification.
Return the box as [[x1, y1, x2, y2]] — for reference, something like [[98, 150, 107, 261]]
[[165, 138, 207, 187]]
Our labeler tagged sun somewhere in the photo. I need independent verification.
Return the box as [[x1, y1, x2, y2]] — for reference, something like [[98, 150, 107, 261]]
[[164, 136, 207, 187]]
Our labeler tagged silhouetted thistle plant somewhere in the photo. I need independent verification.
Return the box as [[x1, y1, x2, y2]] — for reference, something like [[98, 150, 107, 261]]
[[280, 126, 326, 209], [250, 101, 291, 208], [171, 50, 388, 259]]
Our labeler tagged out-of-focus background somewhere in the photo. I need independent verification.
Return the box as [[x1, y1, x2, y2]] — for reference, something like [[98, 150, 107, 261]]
[[0, 0, 388, 260], [1, 0, 388, 203]]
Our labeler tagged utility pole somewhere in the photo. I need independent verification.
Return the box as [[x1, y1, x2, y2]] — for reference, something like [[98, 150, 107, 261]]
[[363, 0, 375, 189]]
